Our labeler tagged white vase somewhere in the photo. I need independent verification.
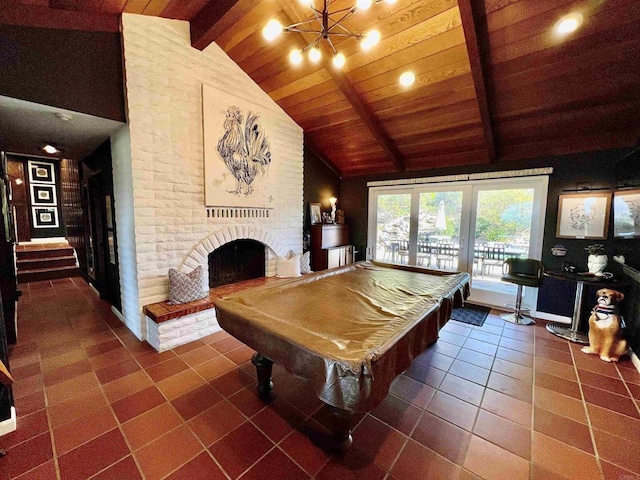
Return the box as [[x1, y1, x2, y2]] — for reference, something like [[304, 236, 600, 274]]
[[588, 254, 608, 275]]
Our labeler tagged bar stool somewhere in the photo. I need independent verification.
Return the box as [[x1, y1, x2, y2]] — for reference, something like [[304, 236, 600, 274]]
[[500, 258, 543, 326]]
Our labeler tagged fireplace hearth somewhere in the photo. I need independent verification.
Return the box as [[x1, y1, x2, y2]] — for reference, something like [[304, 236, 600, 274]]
[[209, 239, 265, 288]]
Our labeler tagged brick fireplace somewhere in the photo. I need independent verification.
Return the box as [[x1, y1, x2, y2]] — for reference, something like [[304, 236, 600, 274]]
[[113, 14, 303, 345]]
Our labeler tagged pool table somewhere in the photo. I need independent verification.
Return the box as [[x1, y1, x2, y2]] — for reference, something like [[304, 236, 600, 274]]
[[214, 260, 470, 450]]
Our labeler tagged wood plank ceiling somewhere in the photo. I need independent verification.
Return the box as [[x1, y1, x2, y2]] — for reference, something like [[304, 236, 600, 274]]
[[3, 0, 640, 177]]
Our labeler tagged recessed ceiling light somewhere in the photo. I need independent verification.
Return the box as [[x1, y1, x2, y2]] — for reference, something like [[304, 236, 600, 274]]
[[361, 30, 380, 50], [399, 71, 416, 87], [554, 12, 583, 35], [41, 144, 60, 154]]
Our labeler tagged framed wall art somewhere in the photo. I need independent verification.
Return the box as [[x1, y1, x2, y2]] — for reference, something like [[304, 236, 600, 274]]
[[613, 189, 640, 238], [30, 184, 57, 206], [556, 192, 611, 239], [28, 161, 55, 184], [309, 203, 322, 225], [32, 207, 59, 228], [202, 84, 276, 209]]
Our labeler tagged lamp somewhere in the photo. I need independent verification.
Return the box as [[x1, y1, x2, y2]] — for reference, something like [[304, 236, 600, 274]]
[[263, 0, 396, 69], [329, 196, 337, 223]]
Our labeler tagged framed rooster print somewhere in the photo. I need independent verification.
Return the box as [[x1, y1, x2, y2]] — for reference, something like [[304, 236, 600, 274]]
[[203, 84, 278, 209]]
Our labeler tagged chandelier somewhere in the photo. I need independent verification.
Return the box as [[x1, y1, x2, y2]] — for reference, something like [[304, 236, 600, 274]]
[[263, 0, 397, 69]]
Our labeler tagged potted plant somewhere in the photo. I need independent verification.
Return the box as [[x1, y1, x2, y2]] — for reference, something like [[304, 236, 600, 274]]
[[585, 244, 607, 275]]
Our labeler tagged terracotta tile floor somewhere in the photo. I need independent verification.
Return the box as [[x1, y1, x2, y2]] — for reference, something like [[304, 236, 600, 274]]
[[2, 277, 640, 479]]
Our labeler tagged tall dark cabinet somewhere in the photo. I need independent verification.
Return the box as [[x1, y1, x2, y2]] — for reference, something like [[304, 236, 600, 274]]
[[310, 224, 354, 271]]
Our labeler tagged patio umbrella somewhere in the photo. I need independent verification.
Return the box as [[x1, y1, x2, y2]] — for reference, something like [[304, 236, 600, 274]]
[[435, 201, 447, 231]]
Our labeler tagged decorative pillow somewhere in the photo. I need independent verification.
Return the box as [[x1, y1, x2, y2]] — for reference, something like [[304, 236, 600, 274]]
[[168, 266, 206, 304], [276, 252, 301, 278], [300, 251, 312, 274]]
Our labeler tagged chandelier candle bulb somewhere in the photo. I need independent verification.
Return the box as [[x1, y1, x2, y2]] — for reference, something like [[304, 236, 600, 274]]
[[332, 53, 346, 69], [361, 30, 380, 50], [356, 0, 373, 9], [290, 49, 303, 65], [263, 19, 283, 41], [309, 47, 322, 63]]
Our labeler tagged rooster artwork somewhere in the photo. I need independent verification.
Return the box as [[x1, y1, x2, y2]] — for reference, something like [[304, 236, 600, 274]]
[[216, 105, 272, 196]]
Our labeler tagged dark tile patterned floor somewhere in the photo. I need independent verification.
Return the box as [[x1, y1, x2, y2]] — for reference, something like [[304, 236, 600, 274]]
[[2, 277, 640, 479]]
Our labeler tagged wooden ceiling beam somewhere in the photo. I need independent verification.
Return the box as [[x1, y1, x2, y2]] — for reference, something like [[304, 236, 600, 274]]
[[0, 0, 119, 32], [280, 1, 405, 172], [190, 0, 257, 51], [458, 0, 497, 163]]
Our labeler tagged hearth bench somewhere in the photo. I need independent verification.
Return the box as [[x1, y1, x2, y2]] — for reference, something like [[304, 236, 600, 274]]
[[143, 277, 285, 351]]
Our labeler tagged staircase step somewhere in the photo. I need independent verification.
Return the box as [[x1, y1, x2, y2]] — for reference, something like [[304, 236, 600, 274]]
[[17, 265, 81, 283], [17, 247, 74, 260], [17, 256, 77, 271]]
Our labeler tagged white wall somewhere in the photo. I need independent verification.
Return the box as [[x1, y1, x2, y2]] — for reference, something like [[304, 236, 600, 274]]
[[115, 14, 304, 340]]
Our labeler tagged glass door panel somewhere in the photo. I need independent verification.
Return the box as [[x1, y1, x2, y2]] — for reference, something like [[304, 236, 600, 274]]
[[470, 187, 535, 305], [418, 191, 464, 271], [368, 176, 548, 312], [374, 193, 411, 264]]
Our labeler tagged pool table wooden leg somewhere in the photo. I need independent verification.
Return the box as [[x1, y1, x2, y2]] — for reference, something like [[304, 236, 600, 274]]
[[251, 352, 273, 398], [326, 405, 354, 452]]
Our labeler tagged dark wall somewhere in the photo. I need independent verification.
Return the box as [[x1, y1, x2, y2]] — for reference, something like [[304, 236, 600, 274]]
[[0, 25, 125, 122], [340, 149, 639, 319], [303, 144, 341, 230]]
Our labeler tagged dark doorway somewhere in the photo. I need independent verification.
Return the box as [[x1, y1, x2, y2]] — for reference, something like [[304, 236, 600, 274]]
[[82, 142, 121, 310], [209, 240, 265, 288]]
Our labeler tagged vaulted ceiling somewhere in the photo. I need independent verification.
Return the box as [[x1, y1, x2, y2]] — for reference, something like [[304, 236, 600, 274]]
[[2, 0, 639, 177]]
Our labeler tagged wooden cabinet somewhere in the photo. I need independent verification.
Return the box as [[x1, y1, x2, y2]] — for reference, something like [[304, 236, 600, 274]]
[[310, 224, 354, 271]]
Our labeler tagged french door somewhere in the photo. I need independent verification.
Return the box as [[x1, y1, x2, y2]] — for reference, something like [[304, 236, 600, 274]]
[[368, 176, 549, 311]]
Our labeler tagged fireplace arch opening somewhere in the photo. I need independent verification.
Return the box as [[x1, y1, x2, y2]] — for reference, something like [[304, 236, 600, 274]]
[[208, 239, 266, 288]]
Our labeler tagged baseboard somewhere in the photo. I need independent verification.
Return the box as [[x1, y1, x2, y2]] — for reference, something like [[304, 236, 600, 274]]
[[88, 283, 100, 297], [0, 407, 17, 437], [630, 348, 640, 374], [534, 311, 571, 324], [111, 306, 124, 322]]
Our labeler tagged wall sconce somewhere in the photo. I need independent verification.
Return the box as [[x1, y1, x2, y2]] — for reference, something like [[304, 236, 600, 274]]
[[329, 197, 337, 223]]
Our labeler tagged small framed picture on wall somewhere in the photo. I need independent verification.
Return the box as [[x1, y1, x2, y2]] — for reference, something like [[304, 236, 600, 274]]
[[613, 189, 640, 238], [28, 161, 55, 184], [30, 184, 57, 205], [556, 192, 611, 239], [309, 203, 322, 225], [32, 207, 59, 228]]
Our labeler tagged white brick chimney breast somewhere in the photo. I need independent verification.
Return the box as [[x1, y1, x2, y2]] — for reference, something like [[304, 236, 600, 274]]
[[111, 14, 303, 344]]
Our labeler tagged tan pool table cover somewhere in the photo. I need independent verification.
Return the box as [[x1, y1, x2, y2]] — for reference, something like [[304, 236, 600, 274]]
[[215, 261, 470, 412]]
